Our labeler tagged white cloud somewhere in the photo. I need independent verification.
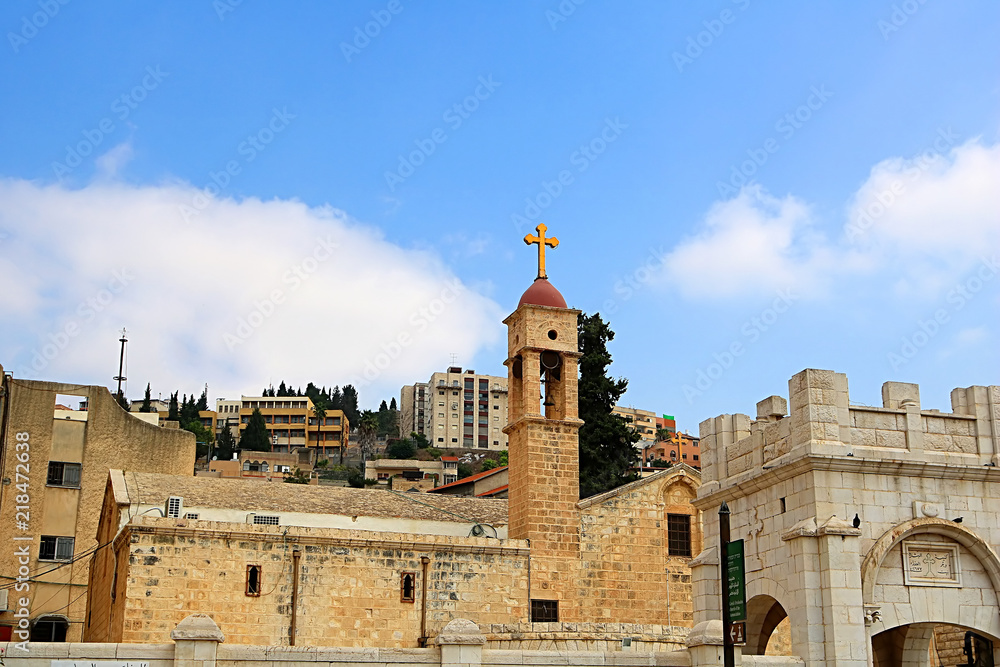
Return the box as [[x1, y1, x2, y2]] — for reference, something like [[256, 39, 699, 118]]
[[0, 179, 505, 403], [95, 141, 135, 179], [661, 185, 836, 299], [662, 139, 1000, 302]]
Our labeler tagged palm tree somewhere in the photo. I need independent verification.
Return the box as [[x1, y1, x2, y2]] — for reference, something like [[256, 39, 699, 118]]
[[358, 410, 379, 462], [313, 401, 327, 460]]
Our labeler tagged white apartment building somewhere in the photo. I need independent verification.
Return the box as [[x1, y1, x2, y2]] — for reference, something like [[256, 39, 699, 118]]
[[401, 367, 508, 450]]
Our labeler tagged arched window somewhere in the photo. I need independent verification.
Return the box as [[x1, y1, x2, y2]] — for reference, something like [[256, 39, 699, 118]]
[[401, 572, 416, 602]]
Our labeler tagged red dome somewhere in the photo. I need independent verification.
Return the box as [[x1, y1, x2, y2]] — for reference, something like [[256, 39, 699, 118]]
[[518, 278, 568, 309]]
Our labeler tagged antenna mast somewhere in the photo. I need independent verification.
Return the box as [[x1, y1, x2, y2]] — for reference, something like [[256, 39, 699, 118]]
[[113, 328, 128, 402]]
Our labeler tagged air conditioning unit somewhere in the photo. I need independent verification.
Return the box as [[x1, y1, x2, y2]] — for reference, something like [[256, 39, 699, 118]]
[[166, 496, 183, 518]]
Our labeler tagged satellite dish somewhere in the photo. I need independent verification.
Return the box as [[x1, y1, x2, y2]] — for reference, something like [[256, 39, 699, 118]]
[[469, 523, 498, 539]]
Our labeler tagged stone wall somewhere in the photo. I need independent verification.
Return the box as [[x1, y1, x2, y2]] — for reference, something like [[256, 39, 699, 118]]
[[88, 517, 532, 647], [577, 469, 701, 627]]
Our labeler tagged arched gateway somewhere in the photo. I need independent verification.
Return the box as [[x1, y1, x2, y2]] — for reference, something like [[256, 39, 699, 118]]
[[685, 372, 1000, 666]]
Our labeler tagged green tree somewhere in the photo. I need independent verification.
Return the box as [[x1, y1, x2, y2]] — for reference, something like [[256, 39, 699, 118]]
[[389, 397, 397, 411], [183, 419, 214, 460], [240, 408, 270, 451], [216, 426, 237, 460], [312, 400, 327, 459], [412, 432, 430, 449], [358, 410, 379, 461], [577, 312, 640, 498], [167, 392, 179, 421], [481, 458, 498, 471], [457, 462, 474, 479], [386, 437, 415, 459], [497, 450, 508, 466], [139, 383, 152, 412], [180, 394, 199, 425], [283, 467, 310, 484], [196, 388, 209, 411], [115, 392, 130, 411], [341, 385, 360, 426]]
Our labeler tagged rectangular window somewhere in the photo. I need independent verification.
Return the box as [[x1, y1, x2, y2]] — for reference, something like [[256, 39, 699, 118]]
[[47, 461, 81, 488], [246, 565, 262, 596], [39, 536, 74, 561], [667, 514, 692, 557], [530, 599, 558, 622]]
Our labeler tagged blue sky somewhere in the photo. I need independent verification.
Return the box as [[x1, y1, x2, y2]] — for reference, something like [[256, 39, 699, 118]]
[[1, 2, 998, 433]]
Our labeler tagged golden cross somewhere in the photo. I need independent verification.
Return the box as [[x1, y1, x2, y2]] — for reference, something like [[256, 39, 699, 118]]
[[524, 223, 559, 279]]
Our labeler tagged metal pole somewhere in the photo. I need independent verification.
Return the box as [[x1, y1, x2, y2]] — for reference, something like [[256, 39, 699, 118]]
[[113, 329, 127, 401], [720, 501, 733, 667]]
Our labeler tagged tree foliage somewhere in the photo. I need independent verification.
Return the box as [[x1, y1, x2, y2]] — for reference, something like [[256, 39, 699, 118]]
[[139, 384, 152, 413], [577, 312, 640, 498], [215, 426, 236, 460], [386, 438, 416, 459], [357, 410, 379, 461], [283, 467, 311, 484], [167, 392, 179, 421], [240, 408, 270, 451]]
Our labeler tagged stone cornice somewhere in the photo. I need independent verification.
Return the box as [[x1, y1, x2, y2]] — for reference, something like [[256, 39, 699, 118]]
[[693, 453, 1000, 510]]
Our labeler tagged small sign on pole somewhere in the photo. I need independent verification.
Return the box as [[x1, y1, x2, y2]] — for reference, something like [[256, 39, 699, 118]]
[[729, 621, 746, 646], [726, 539, 747, 622]]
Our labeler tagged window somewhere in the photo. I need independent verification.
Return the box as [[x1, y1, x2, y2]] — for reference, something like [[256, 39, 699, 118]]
[[47, 461, 81, 488], [693, 454, 699, 461], [30, 616, 68, 641], [39, 536, 74, 561], [531, 599, 558, 622], [438, 438, 444, 442], [494, 440, 500, 446], [252, 515, 280, 525], [451, 438, 458, 443], [667, 514, 692, 557], [400, 572, 416, 602], [246, 565, 262, 596]]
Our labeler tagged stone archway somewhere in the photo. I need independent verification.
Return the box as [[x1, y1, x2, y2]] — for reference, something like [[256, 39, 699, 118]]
[[863, 518, 1000, 662], [872, 623, 997, 667], [743, 594, 791, 656]]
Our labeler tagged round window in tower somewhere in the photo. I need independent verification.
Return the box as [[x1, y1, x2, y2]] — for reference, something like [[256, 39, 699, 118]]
[[547, 330, 558, 340]]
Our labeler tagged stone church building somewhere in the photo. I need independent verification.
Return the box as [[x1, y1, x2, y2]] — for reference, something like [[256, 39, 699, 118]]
[[82, 235, 703, 648]]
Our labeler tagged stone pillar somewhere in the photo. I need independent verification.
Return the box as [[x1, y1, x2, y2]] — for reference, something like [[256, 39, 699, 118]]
[[171, 614, 224, 667], [781, 518, 826, 665], [951, 385, 1000, 464], [437, 619, 486, 667], [817, 516, 867, 667]]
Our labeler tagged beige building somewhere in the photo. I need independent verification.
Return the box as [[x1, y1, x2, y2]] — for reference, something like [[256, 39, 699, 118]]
[[612, 404, 658, 454], [237, 395, 349, 458], [0, 366, 195, 643], [689, 369, 1000, 666], [214, 398, 241, 439], [401, 368, 508, 450], [363, 457, 446, 485], [202, 448, 316, 482]]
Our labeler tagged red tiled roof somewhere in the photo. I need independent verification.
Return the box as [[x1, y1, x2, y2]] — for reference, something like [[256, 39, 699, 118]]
[[476, 484, 507, 497], [426, 466, 507, 493], [440, 456, 459, 462]]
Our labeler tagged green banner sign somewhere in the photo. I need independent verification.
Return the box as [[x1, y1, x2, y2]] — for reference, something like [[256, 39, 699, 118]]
[[726, 539, 746, 622]]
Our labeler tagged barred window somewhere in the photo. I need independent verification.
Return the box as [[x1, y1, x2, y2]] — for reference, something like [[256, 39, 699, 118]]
[[530, 599, 558, 622], [667, 514, 692, 557]]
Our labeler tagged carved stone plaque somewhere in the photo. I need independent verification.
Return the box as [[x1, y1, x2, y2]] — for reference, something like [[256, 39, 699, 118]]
[[902, 541, 962, 587]]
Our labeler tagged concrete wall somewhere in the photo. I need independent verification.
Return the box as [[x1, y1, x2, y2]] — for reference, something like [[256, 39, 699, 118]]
[[0, 374, 195, 642]]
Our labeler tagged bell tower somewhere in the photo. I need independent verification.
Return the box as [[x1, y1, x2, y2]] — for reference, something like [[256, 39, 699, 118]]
[[503, 224, 583, 618]]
